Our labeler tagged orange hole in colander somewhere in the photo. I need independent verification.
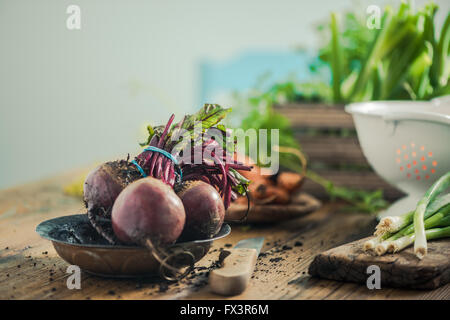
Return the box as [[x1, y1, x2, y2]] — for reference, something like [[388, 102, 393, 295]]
[[432, 160, 437, 166], [422, 165, 427, 170], [428, 152, 433, 157], [416, 176, 421, 180]]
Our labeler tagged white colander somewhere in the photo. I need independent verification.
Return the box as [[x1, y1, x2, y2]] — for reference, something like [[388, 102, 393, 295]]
[[346, 96, 450, 219]]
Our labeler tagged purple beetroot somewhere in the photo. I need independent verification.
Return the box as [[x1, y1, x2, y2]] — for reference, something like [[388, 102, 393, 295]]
[[83, 160, 141, 242], [111, 177, 186, 246], [177, 181, 225, 241]]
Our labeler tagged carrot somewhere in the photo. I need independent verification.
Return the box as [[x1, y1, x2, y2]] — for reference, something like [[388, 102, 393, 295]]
[[248, 179, 274, 199], [233, 154, 303, 206], [235, 153, 273, 181], [277, 172, 304, 193], [247, 180, 290, 204], [267, 186, 290, 204]]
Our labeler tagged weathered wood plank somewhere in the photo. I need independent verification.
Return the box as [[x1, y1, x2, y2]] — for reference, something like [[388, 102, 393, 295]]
[[276, 105, 355, 129], [298, 136, 369, 166]]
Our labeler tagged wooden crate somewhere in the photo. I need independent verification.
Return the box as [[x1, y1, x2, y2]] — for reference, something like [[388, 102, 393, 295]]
[[276, 103, 404, 200]]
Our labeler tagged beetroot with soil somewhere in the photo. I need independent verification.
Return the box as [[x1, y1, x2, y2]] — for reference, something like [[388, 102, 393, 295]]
[[83, 160, 141, 242], [83, 104, 251, 245], [177, 181, 225, 241], [111, 177, 186, 245]]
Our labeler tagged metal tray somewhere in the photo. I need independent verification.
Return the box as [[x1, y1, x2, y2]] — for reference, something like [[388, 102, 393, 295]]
[[36, 214, 230, 278]]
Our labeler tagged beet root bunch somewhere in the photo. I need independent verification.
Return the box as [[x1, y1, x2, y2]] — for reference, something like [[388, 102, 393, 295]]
[[83, 104, 251, 245]]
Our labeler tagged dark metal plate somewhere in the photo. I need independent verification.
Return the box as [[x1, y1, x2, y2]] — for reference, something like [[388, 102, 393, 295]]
[[36, 214, 230, 278]]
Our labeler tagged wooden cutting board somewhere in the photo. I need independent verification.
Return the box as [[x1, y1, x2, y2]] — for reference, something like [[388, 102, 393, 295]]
[[308, 237, 450, 289]]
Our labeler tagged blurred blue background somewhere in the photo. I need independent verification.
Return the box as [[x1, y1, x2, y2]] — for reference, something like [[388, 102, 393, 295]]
[[0, 0, 448, 189], [199, 50, 317, 105]]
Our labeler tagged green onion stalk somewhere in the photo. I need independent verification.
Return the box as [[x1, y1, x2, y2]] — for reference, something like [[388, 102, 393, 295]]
[[413, 172, 450, 259], [364, 172, 450, 258], [364, 194, 450, 251], [374, 204, 450, 256], [375, 193, 450, 236], [390, 225, 450, 254]]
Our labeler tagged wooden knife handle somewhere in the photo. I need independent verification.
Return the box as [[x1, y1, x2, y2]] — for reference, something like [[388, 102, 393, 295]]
[[209, 248, 258, 296]]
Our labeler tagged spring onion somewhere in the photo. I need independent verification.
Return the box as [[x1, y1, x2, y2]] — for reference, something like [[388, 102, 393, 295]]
[[390, 225, 450, 253], [413, 172, 450, 259], [374, 193, 450, 238], [364, 172, 450, 258], [375, 211, 414, 236], [365, 194, 450, 252], [374, 204, 450, 255]]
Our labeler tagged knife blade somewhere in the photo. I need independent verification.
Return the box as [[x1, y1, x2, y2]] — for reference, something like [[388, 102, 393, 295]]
[[209, 237, 264, 296]]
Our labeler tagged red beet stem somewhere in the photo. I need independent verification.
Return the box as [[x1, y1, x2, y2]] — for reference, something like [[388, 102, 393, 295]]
[[148, 114, 176, 176], [163, 158, 171, 184], [212, 154, 227, 190], [168, 165, 175, 185], [155, 156, 163, 179], [158, 114, 175, 148]]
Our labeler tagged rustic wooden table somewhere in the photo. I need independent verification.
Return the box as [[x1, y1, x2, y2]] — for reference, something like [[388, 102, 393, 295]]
[[1, 169, 449, 300]]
